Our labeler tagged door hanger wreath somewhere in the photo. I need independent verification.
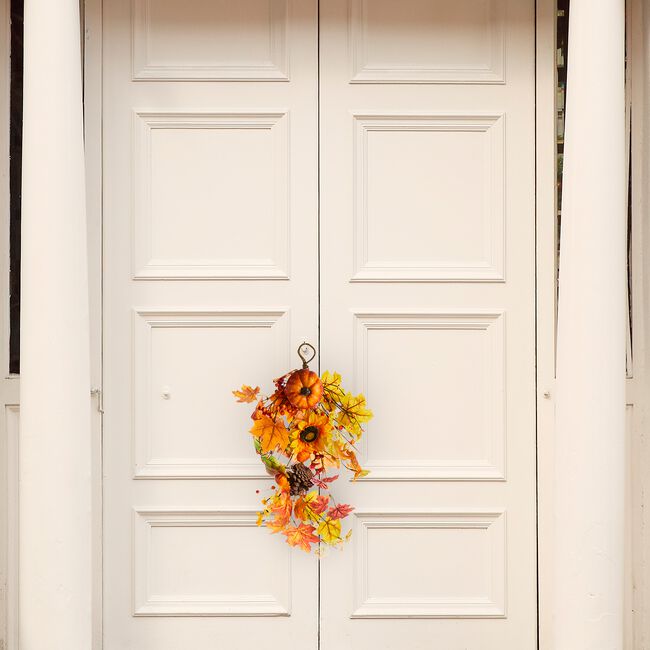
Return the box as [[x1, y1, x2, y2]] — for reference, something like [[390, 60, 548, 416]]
[[233, 343, 372, 553]]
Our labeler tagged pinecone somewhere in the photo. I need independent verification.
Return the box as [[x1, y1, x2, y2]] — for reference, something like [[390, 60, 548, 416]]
[[287, 462, 314, 496]]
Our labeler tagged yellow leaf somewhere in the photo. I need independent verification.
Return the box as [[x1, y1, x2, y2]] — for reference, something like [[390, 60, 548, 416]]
[[317, 517, 342, 545], [232, 385, 260, 403], [250, 416, 289, 454], [321, 371, 344, 410], [339, 444, 369, 480], [335, 392, 373, 438], [321, 370, 342, 387]]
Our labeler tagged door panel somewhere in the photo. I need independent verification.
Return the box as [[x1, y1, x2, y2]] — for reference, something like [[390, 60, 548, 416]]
[[102, 1, 319, 647], [318, 1, 537, 648]]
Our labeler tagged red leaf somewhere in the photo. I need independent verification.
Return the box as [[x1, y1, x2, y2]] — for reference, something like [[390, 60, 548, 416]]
[[327, 503, 354, 520], [311, 474, 339, 489]]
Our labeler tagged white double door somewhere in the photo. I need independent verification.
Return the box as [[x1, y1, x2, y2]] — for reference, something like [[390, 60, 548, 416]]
[[102, 1, 536, 648]]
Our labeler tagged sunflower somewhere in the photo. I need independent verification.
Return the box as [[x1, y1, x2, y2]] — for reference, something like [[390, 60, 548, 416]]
[[290, 411, 332, 462]]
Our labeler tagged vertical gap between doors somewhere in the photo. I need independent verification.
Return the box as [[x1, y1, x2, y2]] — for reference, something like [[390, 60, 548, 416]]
[[316, 1, 322, 649], [534, 1, 540, 648]]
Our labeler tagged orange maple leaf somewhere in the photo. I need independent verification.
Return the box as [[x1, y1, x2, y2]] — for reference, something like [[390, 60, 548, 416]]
[[265, 491, 292, 533], [282, 523, 320, 552], [250, 416, 289, 454], [233, 385, 260, 403]]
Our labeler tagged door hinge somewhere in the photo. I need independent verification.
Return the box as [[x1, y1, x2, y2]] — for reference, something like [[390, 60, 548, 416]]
[[90, 387, 104, 414]]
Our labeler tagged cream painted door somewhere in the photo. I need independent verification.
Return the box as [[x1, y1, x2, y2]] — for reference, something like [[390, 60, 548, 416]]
[[102, 1, 537, 649], [102, 1, 319, 648], [318, 1, 537, 649]]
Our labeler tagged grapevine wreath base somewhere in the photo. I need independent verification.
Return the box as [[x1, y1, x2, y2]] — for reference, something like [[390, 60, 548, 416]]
[[233, 343, 372, 553]]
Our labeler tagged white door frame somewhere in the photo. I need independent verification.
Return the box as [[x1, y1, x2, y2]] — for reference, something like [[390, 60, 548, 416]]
[[534, 4, 630, 646], [535, 1, 557, 647], [78, 0, 556, 647], [625, 0, 650, 644], [83, 0, 103, 646], [0, 0, 20, 648]]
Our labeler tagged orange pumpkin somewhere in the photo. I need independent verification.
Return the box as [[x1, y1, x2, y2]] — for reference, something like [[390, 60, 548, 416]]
[[284, 369, 323, 409]]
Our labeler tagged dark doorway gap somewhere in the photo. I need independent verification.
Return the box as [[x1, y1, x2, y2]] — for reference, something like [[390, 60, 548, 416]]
[[9, 0, 23, 375]]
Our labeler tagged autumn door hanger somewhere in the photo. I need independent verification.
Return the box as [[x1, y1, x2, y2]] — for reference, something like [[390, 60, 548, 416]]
[[233, 343, 372, 553]]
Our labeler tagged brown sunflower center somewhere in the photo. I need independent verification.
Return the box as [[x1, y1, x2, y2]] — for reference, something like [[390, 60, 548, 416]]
[[299, 386, 312, 396], [300, 426, 319, 443]]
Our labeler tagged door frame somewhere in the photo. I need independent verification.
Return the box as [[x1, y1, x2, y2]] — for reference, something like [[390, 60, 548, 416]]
[[534, 0, 558, 648], [0, 0, 20, 648], [81, 1, 558, 647], [82, 0, 103, 647]]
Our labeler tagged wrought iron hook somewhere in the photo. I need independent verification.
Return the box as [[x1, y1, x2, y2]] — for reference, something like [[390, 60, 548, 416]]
[[297, 342, 316, 369]]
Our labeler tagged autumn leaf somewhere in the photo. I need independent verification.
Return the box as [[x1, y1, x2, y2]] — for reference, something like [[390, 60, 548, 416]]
[[311, 474, 339, 489], [283, 523, 320, 552], [310, 452, 340, 475], [317, 517, 342, 545], [293, 497, 312, 523], [233, 385, 260, 403], [250, 415, 289, 454], [339, 444, 369, 480], [321, 371, 344, 409], [266, 517, 288, 534], [321, 370, 342, 389], [327, 503, 354, 520], [294, 491, 329, 523], [253, 438, 287, 475], [335, 392, 373, 438], [305, 491, 329, 513], [266, 491, 292, 533]]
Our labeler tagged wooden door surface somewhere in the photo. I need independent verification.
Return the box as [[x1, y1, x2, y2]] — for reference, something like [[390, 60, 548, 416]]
[[319, 1, 537, 648], [102, 1, 319, 647], [102, 2, 537, 648]]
